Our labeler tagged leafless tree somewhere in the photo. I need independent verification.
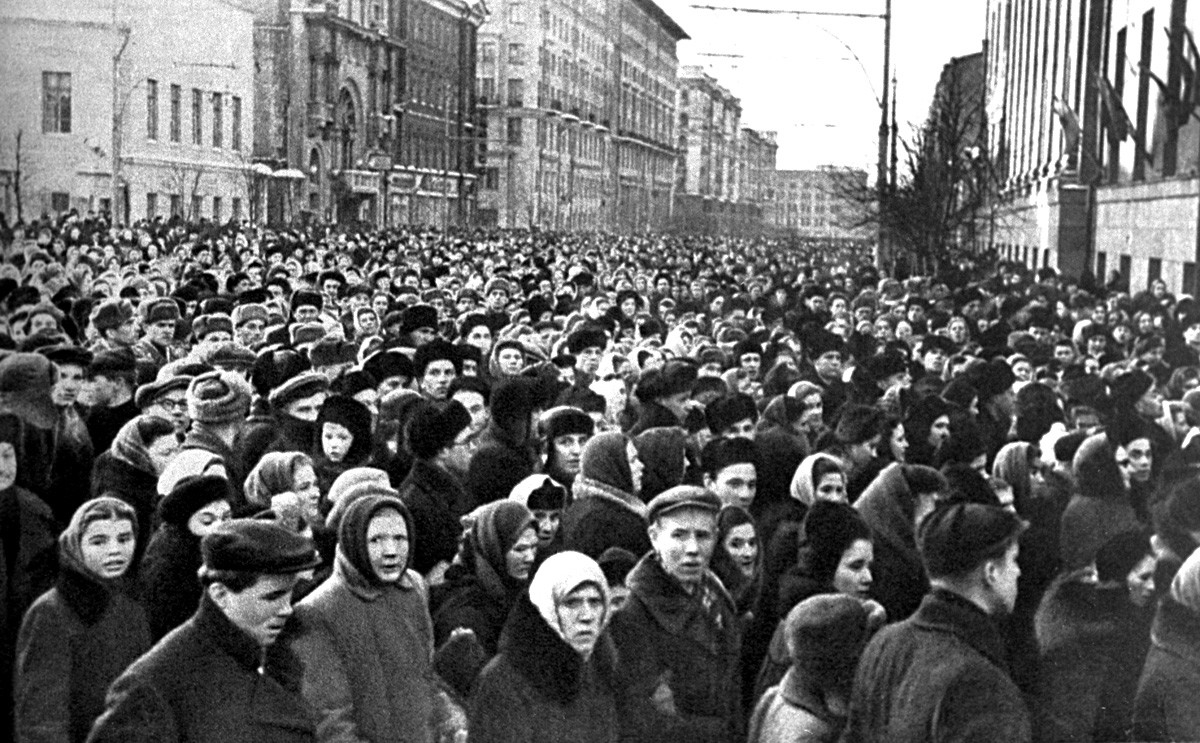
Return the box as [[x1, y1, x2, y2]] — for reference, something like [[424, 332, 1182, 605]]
[[165, 161, 204, 221]]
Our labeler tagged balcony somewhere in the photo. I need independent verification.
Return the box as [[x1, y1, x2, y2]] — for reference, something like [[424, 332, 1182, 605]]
[[333, 169, 380, 194]]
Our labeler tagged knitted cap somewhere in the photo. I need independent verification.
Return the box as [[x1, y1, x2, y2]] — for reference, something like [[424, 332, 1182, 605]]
[[187, 370, 252, 424]]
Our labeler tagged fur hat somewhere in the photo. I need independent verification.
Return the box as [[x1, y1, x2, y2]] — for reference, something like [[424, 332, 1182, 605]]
[[89, 298, 134, 333], [406, 399, 471, 460], [541, 405, 595, 442], [413, 338, 460, 376], [1109, 368, 1155, 409], [705, 393, 758, 434], [0, 352, 58, 428], [140, 297, 180, 325], [400, 304, 439, 334], [232, 303, 269, 328], [187, 370, 252, 425], [159, 474, 230, 527], [192, 314, 234, 340], [565, 325, 608, 354], [835, 404, 884, 445], [289, 322, 326, 347], [290, 289, 323, 314]]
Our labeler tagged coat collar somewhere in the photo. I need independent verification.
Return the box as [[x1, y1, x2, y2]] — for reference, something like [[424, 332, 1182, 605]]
[[779, 667, 843, 728], [625, 552, 736, 656], [911, 589, 1009, 672], [572, 475, 648, 519], [193, 593, 301, 686]]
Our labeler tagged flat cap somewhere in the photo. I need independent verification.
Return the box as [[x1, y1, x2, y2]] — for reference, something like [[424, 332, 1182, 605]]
[[646, 484, 721, 523]]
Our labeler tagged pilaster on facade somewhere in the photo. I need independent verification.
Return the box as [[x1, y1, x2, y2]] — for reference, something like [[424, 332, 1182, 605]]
[[984, 0, 1200, 291]]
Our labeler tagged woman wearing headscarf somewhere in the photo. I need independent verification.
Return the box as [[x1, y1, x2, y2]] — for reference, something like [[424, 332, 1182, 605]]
[[137, 474, 231, 640], [243, 451, 322, 528], [1134, 544, 1200, 741], [90, 415, 180, 553], [14, 497, 151, 743], [469, 551, 620, 743], [853, 462, 946, 621], [632, 426, 689, 501], [433, 500, 538, 665], [559, 431, 649, 560], [294, 494, 462, 743]]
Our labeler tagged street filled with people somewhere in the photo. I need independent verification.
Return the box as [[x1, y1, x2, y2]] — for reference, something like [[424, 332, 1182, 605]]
[[4, 212, 1200, 742]]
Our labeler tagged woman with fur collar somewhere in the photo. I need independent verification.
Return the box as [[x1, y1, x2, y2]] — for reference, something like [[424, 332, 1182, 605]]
[[468, 551, 620, 743]]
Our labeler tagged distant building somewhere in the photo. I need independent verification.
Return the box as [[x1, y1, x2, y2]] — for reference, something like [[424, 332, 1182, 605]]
[[772, 167, 871, 244], [671, 66, 739, 234], [253, 0, 485, 227], [474, 0, 687, 231], [985, 0, 1200, 292], [0, 0, 255, 224]]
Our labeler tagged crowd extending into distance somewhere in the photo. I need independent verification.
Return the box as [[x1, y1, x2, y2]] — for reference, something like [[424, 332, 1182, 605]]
[[4, 210, 1200, 742]]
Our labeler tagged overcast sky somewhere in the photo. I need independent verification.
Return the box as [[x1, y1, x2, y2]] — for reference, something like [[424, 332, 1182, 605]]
[[657, 0, 989, 172]]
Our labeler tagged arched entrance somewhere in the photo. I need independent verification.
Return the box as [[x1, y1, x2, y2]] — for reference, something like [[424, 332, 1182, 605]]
[[332, 82, 376, 224]]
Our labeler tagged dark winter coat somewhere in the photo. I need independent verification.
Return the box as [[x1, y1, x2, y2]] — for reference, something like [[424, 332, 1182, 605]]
[[559, 475, 651, 560], [1034, 575, 1151, 742], [86, 595, 317, 743], [747, 666, 842, 743], [468, 593, 620, 743], [46, 407, 96, 527], [1, 486, 60, 740], [137, 523, 202, 641], [84, 400, 138, 458], [842, 589, 1031, 743], [396, 459, 468, 576], [240, 411, 316, 474], [432, 558, 522, 656], [608, 554, 743, 743], [1133, 598, 1200, 741], [467, 418, 540, 509], [15, 563, 152, 743]]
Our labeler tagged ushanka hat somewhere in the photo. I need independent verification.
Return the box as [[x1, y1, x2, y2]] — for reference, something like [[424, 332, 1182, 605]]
[[268, 370, 330, 411], [187, 370, 252, 424]]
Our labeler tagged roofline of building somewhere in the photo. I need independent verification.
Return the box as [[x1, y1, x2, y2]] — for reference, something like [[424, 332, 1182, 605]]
[[631, 0, 689, 41]]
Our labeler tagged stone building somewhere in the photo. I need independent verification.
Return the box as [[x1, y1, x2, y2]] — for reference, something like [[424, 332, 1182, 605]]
[[252, 0, 485, 227], [474, 0, 687, 231], [771, 167, 871, 244], [985, 0, 1200, 292], [0, 0, 255, 224]]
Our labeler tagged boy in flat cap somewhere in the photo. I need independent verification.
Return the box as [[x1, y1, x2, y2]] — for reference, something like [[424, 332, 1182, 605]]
[[842, 501, 1031, 743], [88, 517, 321, 743], [609, 485, 743, 743]]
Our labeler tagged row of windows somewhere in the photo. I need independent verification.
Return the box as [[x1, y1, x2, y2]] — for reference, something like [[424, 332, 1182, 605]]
[[145, 79, 242, 150], [144, 192, 241, 222]]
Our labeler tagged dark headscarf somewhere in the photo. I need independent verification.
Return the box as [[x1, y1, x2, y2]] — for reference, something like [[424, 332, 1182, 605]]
[[578, 431, 634, 493], [337, 493, 415, 589]]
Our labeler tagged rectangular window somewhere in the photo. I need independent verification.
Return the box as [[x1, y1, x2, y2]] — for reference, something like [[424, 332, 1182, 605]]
[[484, 167, 500, 189], [191, 195, 202, 220], [508, 43, 525, 65], [50, 192, 70, 213], [192, 89, 203, 145], [1134, 11, 1154, 181], [1120, 253, 1133, 282], [507, 78, 524, 107], [508, 3, 523, 23], [212, 93, 223, 148], [146, 79, 159, 140], [146, 192, 158, 220], [212, 196, 222, 223], [170, 194, 182, 217], [170, 85, 182, 142], [478, 77, 495, 103], [1185, 262, 1197, 295], [1148, 257, 1163, 285], [232, 197, 242, 221], [1096, 251, 1108, 281], [42, 72, 71, 133], [507, 117, 523, 145], [232, 96, 242, 151]]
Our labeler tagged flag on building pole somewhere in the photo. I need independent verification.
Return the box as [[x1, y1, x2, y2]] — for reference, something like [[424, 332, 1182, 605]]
[[1094, 71, 1135, 144], [1051, 96, 1081, 152]]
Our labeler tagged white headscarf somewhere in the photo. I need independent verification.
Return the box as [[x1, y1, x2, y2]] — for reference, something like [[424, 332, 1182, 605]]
[[1172, 547, 1200, 614], [528, 551, 611, 649]]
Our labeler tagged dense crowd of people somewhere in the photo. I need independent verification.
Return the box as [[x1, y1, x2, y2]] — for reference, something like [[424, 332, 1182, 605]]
[[4, 210, 1200, 742]]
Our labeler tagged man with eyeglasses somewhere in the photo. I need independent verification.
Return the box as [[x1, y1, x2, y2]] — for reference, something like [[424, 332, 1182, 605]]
[[135, 371, 196, 436]]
